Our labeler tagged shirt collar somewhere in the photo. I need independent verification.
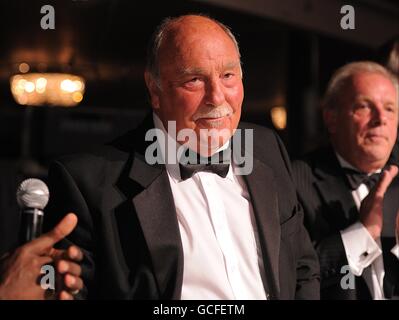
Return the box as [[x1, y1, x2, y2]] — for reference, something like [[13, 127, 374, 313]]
[[335, 151, 382, 175]]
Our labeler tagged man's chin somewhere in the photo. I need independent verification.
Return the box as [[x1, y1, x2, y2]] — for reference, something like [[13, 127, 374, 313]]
[[362, 143, 391, 155], [360, 148, 390, 166]]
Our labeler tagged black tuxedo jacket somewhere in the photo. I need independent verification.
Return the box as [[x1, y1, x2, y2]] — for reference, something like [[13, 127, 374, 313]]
[[0, 161, 22, 256], [44, 115, 319, 300], [293, 147, 399, 299]]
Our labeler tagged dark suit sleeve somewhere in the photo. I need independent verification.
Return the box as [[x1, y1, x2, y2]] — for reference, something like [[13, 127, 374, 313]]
[[292, 160, 349, 292], [44, 160, 96, 299], [273, 133, 320, 299]]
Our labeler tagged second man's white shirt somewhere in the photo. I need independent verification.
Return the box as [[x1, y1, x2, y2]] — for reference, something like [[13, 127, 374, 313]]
[[338, 154, 399, 299]]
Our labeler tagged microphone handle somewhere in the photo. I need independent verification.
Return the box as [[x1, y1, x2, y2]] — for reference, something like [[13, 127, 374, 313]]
[[18, 208, 44, 245]]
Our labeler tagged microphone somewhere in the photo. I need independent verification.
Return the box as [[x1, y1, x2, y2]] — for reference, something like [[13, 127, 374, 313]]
[[16, 178, 50, 245]]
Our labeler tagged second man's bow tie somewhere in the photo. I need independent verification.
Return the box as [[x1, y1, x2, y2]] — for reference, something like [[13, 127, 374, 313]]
[[343, 167, 381, 190]]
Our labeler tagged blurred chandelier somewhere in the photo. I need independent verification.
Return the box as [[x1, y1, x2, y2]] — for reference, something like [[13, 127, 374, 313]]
[[10, 73, 85, 107]]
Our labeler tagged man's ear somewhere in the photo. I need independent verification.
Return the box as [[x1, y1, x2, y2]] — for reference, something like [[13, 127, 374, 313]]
[[144, 71, 161, 110], [323, 107, 337, 134]]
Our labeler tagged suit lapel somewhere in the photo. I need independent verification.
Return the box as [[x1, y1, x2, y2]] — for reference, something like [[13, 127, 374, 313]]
[[131, 160, 183, 299], [241, 153, 281, 298], [313, 149, 358, 228], [130, 152, 184, 299], [313, 147, 375, 298], [314, 174, 358, 226], [113, 115, 183, 299], [232, 127, 281, 299]]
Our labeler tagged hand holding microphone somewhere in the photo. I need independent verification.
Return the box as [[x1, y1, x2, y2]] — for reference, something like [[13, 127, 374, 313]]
[[0, 179, 84, 300]]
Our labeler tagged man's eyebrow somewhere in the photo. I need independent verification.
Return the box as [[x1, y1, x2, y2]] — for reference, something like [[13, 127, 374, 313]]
[[178, 62, 241, 76], [179, 67, 204, 76], [224, 61, 240, 70], [354, 95, 370, 101], [355, 95, 397, 106]]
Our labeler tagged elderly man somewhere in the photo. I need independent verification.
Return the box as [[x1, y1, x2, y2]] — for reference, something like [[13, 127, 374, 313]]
[[44, 14, 319, 300], [293, 61, 399, 299]]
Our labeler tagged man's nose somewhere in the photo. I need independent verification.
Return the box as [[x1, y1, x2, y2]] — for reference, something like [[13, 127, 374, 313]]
[[370, 105, 387, 126], [205, 78, 225, 107]]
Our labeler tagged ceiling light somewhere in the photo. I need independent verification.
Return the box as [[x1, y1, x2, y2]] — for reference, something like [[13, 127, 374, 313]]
[[10, 73, 85, 107]]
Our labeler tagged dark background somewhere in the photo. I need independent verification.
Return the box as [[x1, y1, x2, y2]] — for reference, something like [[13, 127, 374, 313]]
[[0, 1, 398, 252]]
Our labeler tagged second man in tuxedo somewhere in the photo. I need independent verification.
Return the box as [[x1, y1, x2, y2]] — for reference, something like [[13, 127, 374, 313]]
[[293, 61, 399, 299]]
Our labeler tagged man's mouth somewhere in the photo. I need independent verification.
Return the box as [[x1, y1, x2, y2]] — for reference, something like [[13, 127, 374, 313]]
[[198, 115, 230, 121], [365, 133, 387, 142], [192, 109, 233, 122], [195, 116, 231, 129]]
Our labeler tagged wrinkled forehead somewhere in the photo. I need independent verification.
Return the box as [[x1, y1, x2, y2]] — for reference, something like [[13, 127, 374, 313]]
[[161, 16, 230, 45], [344, 72, 398, 102], [158, 19, 240, 66]]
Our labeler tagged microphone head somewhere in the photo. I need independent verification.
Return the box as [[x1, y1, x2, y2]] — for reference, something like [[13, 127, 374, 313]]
[[16, 178, 50, 210]]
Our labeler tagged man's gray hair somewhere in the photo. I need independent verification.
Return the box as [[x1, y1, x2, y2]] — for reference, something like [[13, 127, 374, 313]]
[[322, 61, 399, 110], [146, 14, 242, 86]]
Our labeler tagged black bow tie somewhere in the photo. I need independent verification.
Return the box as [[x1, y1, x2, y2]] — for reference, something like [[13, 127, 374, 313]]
[[343, 167, 381, 190], [178, 149, 230, 181]]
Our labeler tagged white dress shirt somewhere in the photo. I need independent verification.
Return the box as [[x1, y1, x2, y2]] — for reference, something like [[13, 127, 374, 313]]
[[337, 154, 399, 299], [153, 113, 267, 300]]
